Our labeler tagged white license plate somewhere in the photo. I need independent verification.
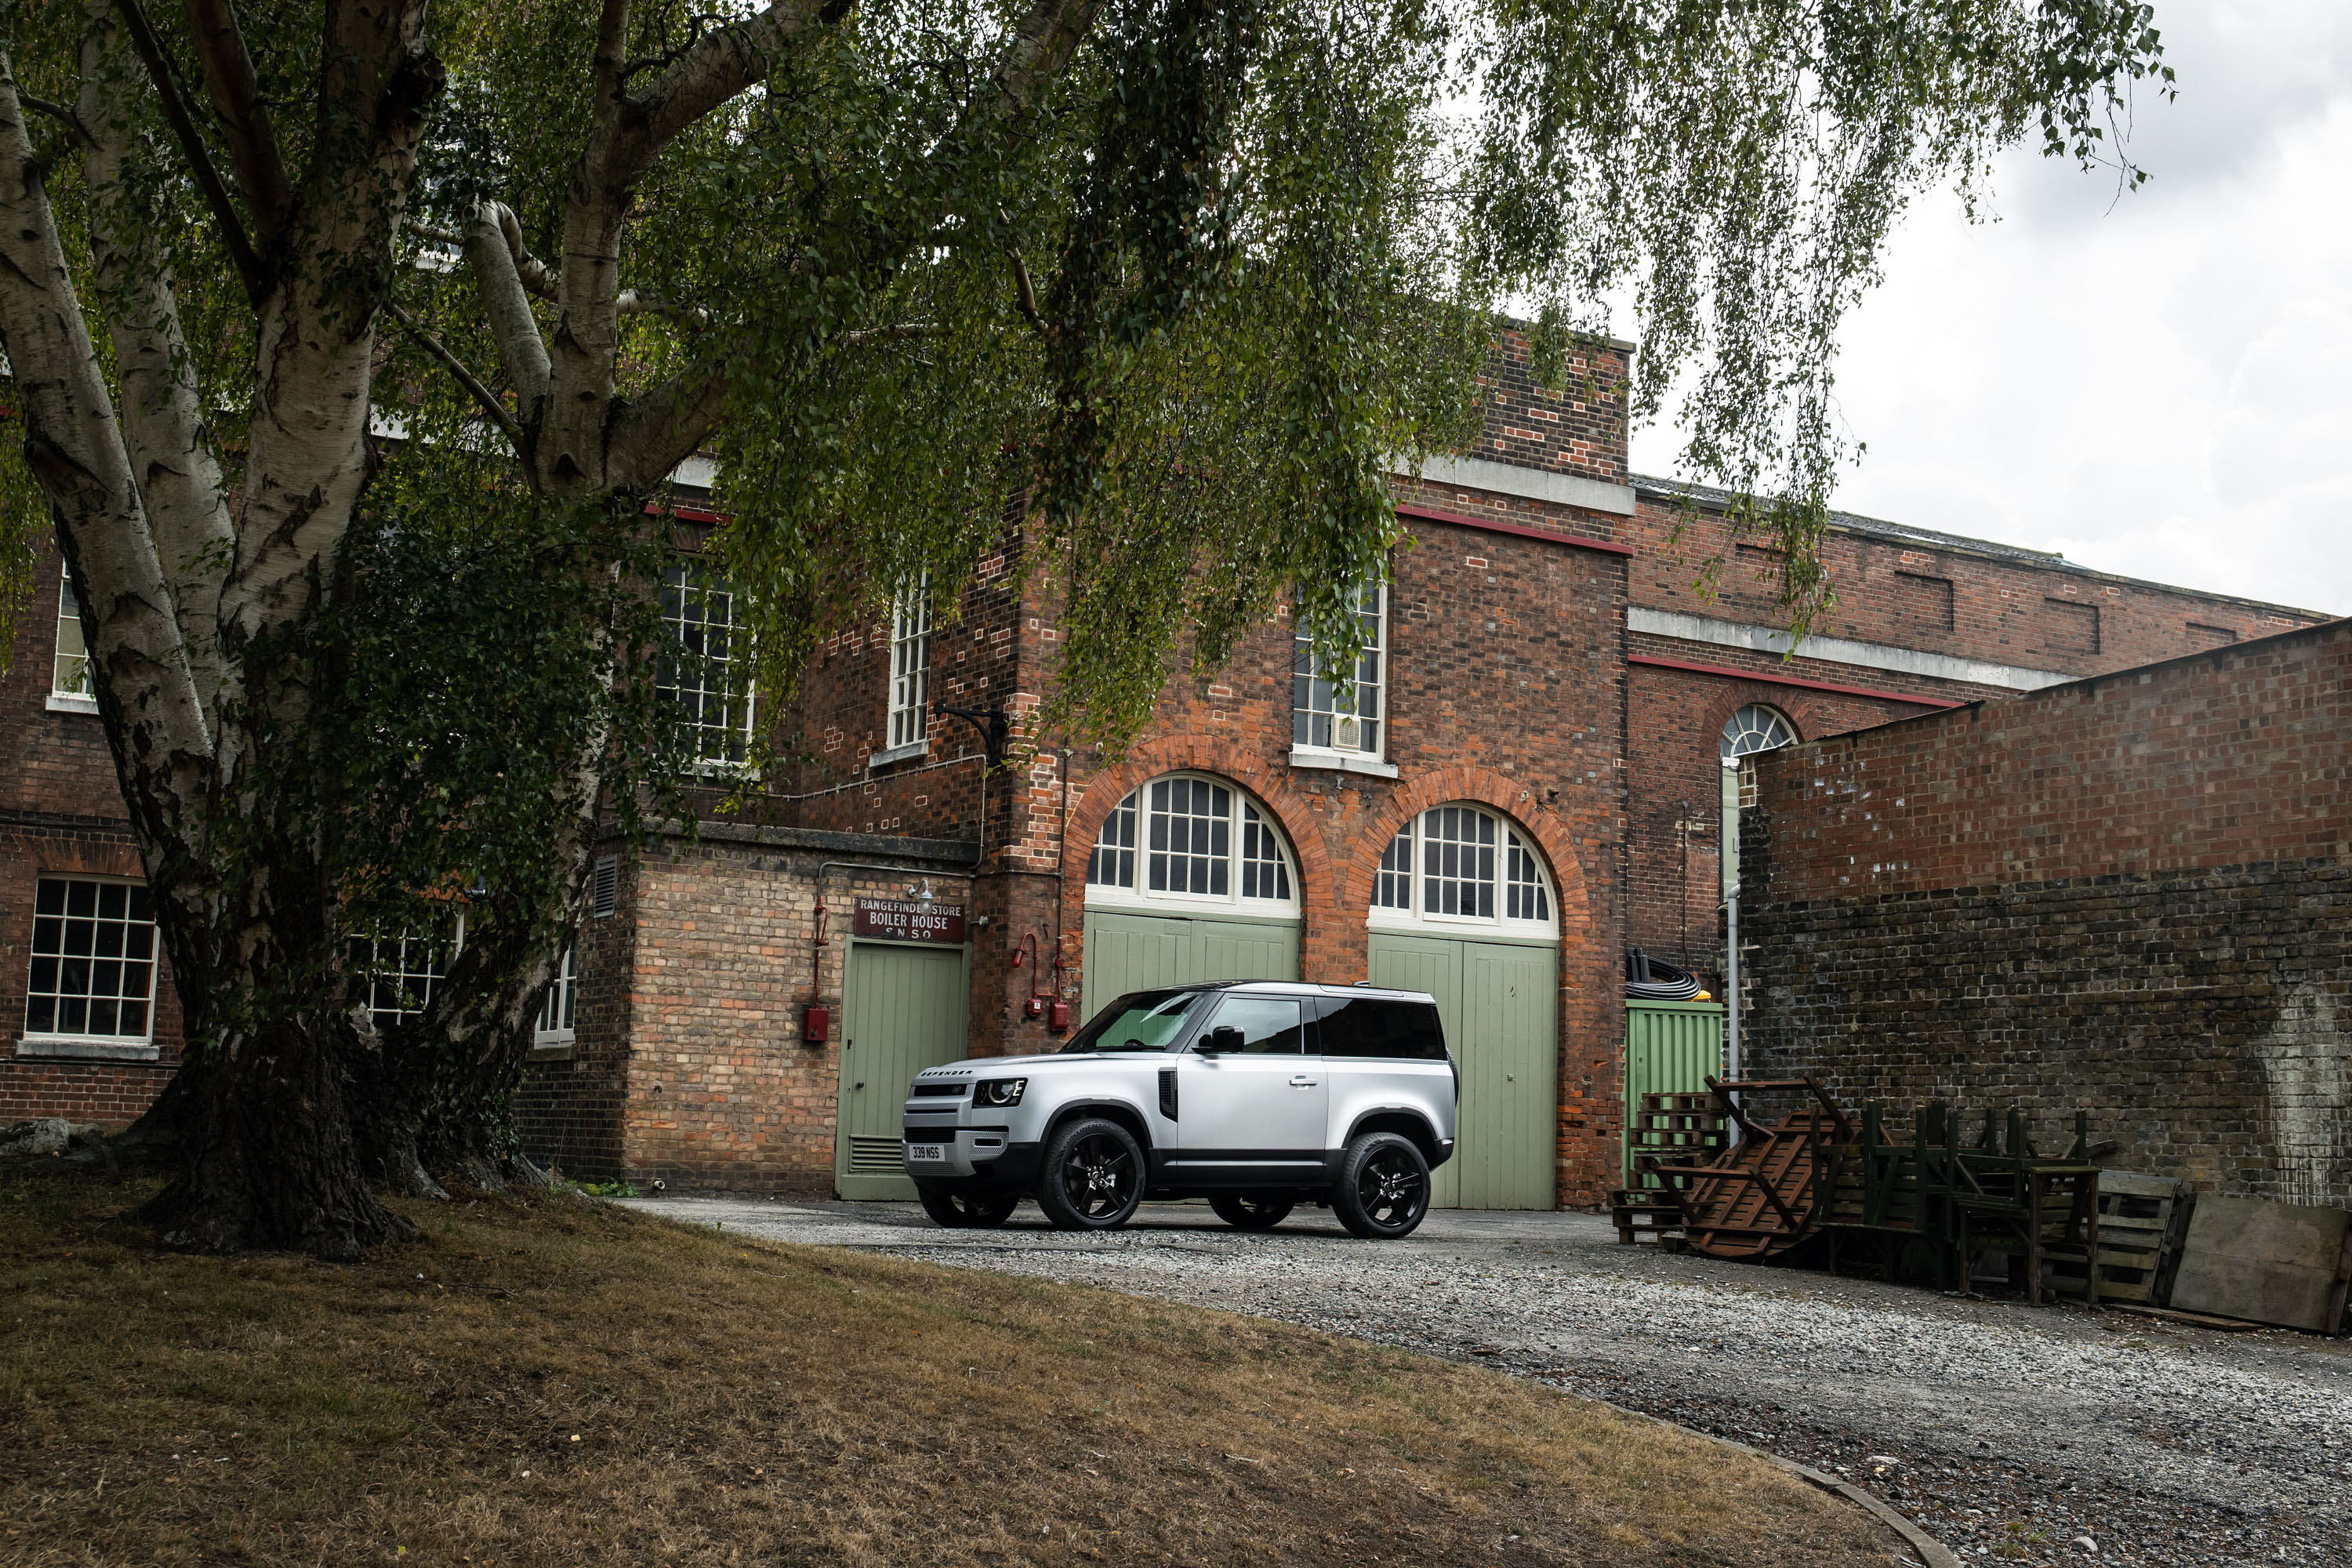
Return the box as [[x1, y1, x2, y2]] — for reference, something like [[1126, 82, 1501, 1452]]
[[906, 1143, 948, 1163]]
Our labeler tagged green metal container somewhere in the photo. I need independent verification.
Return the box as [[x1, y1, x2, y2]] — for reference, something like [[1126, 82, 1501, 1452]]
[[1624, 1000, 1726, 1185]]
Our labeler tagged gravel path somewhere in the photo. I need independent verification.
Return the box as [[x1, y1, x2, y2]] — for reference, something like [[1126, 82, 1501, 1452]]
[[622, 1196, 2352, 1567]]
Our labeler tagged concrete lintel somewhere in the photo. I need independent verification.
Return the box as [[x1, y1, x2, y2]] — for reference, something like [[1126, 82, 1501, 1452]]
[[1628, 606, 2071, 693], [1402, 455, 1638, 517], [647, 819, 981, 866]]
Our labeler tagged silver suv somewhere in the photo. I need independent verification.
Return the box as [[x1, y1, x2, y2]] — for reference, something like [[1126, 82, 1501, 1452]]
[[902, 981, 1456, 1239]]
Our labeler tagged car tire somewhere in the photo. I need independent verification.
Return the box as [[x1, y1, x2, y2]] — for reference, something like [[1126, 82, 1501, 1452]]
[[1208, 1192, 1294, 1231], [1035, 1117, 1145, 1232], [1331, 1131, 1432, 1240], [916, 1185, 1020, 1229]]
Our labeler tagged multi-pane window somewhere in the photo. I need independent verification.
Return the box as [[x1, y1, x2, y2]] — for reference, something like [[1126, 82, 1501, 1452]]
[[658, 564, 752, 764], [25, 878, 156, 1040], [1292, 575, 1385, 755], [1148, 775, 1230, 895], [1087, 790, 1138, 888], [53, 563, 92, 699], [536, 939, 579, 1044], [1084, 773, 1297, 911], [1240, 803, 1290, 900], [348, 921, 456, 1033], [1719, 705, 1795, 764], [1369, 806, 1554, 932], [887, 577, 931, 750]]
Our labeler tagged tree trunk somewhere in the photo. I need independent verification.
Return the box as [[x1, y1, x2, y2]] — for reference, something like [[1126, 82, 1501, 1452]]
[[139, 1013, 413, 1260]]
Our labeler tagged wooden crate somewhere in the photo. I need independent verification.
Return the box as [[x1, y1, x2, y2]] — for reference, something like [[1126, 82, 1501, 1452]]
[[1607, 1187, 1688, 1247], [2039, 1171, 2192, 1307]]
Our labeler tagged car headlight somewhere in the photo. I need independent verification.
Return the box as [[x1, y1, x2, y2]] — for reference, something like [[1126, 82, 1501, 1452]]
[[974, 1077, 1027, 1108]]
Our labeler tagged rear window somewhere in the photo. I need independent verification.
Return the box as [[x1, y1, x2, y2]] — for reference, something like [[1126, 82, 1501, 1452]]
[[1062, 989, 1206, 1053], [1314, 996, 1446, 1059]]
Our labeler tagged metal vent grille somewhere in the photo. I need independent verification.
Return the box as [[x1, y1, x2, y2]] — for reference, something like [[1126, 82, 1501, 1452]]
[[846, 1135, 904, 1174], [592, 855, 619, 918], [1158, 1067, 1178, 1120]]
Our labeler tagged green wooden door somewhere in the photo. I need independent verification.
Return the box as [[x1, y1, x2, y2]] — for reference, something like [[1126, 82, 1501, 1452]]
[[1078, 910, 1300, 1023], [837, 941, 970, 1200], [1369, 931, 1559, 1210], [1624, 1000, 1725, 1185]]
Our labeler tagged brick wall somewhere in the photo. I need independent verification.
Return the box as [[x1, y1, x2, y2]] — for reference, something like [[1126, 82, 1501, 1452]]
[[0, 535, 181, 1128], [1616, 489, 2336, 981], [1736, 619, 2352, 1204]]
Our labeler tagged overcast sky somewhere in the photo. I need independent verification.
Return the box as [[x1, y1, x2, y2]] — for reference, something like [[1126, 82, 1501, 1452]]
[[1623, 0, 2352, 618]]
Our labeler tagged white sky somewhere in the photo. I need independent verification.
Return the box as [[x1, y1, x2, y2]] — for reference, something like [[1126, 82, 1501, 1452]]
[[1624, 0, 2352, 618]]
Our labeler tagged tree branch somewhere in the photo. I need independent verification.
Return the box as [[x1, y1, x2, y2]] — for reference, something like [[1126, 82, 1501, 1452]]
[[461, 201, 550, 421], [1010, 249, 1050, 339], [604, 361, 729, 494], [180, 0, 292, 252], [383, 299, 523, 452], [110, 0, 267, 303], [17, 92, 96, 147]]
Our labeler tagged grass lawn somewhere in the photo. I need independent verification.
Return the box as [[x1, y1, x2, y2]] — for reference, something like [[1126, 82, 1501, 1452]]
[[0, 1172, 1897, 1567]]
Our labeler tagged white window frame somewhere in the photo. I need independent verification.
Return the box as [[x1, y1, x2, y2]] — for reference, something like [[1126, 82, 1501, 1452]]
[[875, 575, 931, 767], [1719, 704, 1795, 766], [350, 911, 465, 1033], [20, 874, 162, 1061], [1290, 572, 1392, 775], [1367, 805, 1557, 938], [657, 562, 757, 770], [1083, 772, 1301, 916], [534, 938, 579, 1054], [48, 561, 98, 713]]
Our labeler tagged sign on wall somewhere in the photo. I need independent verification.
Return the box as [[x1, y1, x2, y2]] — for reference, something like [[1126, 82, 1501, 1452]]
[[853, 897, 967, 946]]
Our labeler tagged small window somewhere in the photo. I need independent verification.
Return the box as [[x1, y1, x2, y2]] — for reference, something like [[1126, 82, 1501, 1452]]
[[657, 563, 753, 764], [535, 939, 579, 1044], [1367, 805, 1555, 935], [1719, 705, 1795, 764], [1892, 572, 1955, 631], [887, 576, 931, 750], [1315, 996, 1446, 1059], [1084, 774, 1299, 913], [25, 878, 157, 1040], [1292, 575, 1386, 756], [2042, 597, 2100, 655], [1202, 995, 1305, 1055], [348, 917, 459, 1032], [53, 563, 92, 699], [593, 855, 619, 918]]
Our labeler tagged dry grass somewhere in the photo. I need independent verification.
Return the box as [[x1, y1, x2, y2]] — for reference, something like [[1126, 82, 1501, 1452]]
[[0, 1171, 1896, 1567]]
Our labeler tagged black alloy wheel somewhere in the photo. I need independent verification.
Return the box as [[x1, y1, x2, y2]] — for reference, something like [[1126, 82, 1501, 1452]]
[[1208, 1192, 1295, 1231], [916, 1186, 1020, 1229], [1332, 1131, 1431, 1240], [1036, 1117, 1145, 1231]]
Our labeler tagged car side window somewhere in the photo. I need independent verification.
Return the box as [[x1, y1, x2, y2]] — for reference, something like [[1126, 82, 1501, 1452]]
[[1315, 996, 1446, 1058], [1202, 996, 1306, 1054]]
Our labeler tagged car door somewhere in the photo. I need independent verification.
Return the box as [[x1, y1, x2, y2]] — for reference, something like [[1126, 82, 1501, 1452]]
[[1172, 994, 1327, 1185]]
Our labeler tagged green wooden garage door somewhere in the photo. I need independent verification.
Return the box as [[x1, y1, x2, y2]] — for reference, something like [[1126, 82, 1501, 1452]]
[[837, 941, 970, 1200], [1079, 910, 1301, 1022], [1368, 931, 1558, 1210]]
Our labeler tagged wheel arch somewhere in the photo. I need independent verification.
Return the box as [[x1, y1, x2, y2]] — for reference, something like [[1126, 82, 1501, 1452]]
[[1344, 1108, 1448, 1169], [1044, 1098, 1156, 1156]]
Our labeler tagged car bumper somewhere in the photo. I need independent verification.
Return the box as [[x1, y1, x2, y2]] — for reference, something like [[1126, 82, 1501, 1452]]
[[902, 1120, 1043, 1194]]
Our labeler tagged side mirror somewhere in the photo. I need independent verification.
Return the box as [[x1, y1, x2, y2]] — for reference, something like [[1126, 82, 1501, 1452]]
[[1199, 1025, 1246, 1056]]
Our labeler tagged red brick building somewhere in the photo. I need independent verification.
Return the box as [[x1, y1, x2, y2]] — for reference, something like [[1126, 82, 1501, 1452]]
[[3, 335, 2332, 1206]]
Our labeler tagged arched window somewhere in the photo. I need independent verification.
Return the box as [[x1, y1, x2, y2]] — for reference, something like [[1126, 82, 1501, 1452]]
[[1368, 804, 1556, 935], [1719, 704, 1796, 765], [1084, 775, 1299, 913]]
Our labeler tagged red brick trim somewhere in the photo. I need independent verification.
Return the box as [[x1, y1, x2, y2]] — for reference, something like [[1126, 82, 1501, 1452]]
[[1395, 503, 1634, 557], [1628, 653, 1965, 710], [1348, 768, 1592, 944]]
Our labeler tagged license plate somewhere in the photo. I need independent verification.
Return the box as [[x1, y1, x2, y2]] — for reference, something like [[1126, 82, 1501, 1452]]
[[906, 1143, 948, 1163]]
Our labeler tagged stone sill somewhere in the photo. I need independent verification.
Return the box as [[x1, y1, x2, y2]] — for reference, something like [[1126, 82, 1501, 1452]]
[[1288, 746, 1399, 779], [866, 739, 930, 771], [45, 691, 100, 715], [527, 1039, 576, 1063], [15, 1036, 161, 1062]]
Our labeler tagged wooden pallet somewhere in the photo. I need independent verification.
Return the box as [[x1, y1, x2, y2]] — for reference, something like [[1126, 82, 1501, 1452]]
[[1606, 1187, 1690, 1247], [1613, 1091, 1728, 1245], [2038, 1171, 2192, 1307], [1650, 1079, 1853, 1261]]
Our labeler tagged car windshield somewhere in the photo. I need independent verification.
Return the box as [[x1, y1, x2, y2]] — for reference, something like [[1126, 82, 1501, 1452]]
[[1061, 988, 1207, 1053]]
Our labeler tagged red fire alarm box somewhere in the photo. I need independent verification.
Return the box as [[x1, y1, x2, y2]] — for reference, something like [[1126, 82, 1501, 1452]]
[[1049, 999, 1069, 1032], [802, 1004, 829, 1044], [1025, 995, 1045, 1020]]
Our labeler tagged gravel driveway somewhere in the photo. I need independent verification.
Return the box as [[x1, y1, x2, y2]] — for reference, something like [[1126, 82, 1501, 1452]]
[[622, 1196, 2352, 1568]]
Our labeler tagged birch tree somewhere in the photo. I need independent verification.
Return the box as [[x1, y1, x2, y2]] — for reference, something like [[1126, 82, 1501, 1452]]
[[0, 0, 2165, 1257]]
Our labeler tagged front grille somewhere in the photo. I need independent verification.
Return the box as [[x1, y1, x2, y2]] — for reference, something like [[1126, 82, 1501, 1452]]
[[846, 1135, 905, 1174], [907, 1080, 968, 1099]]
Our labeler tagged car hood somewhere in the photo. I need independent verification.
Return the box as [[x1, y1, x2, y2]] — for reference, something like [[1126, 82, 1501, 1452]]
[[912, 1051, 1139, 1083]]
